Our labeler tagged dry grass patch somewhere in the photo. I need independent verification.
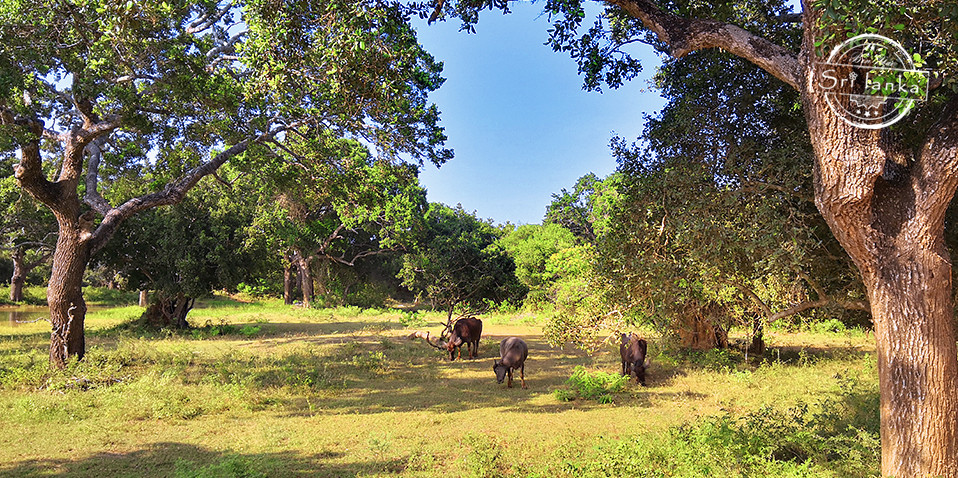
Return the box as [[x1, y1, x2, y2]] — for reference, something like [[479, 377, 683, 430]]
[[0, 300, 878, 477]]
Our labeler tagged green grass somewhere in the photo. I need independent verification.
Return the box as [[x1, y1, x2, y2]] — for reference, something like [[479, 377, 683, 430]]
[[0, 297, 879, 477]]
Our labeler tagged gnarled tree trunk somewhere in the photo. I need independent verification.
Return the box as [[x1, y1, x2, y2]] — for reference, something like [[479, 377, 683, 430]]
[[142, 292, 195, 329], [293, 249, 314, 308], [601, 0, 958, 473], [47, 213, 91, 367], [9, 248, 27, 302], [805, 77, 958, 475], [283, 261, 296, 305]]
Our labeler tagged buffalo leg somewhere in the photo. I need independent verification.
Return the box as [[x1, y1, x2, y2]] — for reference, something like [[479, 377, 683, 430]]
[[507, 369, 513, 388], [520, 364, 526, 389]]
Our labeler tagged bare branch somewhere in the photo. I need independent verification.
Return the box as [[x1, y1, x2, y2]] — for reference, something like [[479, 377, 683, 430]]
[[88, 124, 291, 253], [206, 29, 247, 61], [187, 3, 232, 34], [607, 0, 801, 90], [83, 136, 112, 215]]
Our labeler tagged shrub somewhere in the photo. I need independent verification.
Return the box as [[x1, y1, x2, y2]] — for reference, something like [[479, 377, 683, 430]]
[[807, 318, 847, 334], [463, 433, 507, 478], [564, 377, 879, 477], [554, 366, 628, 403], [398, 310, 426, 328]]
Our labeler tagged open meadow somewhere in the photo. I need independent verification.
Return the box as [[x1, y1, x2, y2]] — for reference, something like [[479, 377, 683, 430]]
[[0, 295, 880, 477]]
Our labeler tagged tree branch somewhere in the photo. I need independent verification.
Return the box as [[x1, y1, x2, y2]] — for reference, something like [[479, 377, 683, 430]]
[[83, 136, 113, 215], [187, 3, 232, 34], [88, 124, 288, 253], [607, 0, 802, 90], [4, 113, 61, 209]]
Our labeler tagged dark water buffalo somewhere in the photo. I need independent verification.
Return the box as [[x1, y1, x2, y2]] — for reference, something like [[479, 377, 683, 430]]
[[493, 336, 528, 388], [620, 333, 649, 386], [447, 317, 483, 360]]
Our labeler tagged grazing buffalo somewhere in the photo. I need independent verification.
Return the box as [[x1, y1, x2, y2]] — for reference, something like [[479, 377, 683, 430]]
[[620, 333, 649, 386], [447, 317, 483, 360], [493, 336, 528, 389]]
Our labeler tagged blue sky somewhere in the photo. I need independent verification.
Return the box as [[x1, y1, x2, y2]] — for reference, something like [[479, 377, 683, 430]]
[[413, 3, 667, 225]]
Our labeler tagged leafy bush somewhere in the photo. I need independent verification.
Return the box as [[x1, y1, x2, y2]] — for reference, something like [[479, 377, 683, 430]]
[[350, 351, 388, 374], [398, 310, 426, 328], [463, 433, 507, 478], [807, 318, 847, 334], [189, 321, 262, 339], [562, 377, 879, 477], [554, 366, 628, 403], [346, 282, 391, 309], [236, 279, 280, 298]]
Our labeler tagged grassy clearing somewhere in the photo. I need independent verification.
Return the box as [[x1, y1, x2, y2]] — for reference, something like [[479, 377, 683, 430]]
[[0, 297, 879, 477]]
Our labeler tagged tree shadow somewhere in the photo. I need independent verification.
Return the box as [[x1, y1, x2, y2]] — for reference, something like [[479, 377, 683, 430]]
[[0, 442, 405, 478]]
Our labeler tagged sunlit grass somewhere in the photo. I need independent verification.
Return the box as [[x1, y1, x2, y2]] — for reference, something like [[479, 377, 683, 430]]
[[0, 298, 879, 477]]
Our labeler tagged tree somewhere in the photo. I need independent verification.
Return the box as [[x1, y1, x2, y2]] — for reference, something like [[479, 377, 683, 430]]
[[544, 173, 601, 243], [94, 174, 273, 328], [500, 223, 576, 306], [399, 203, 524, 326], [0, 0, 450, 367], [591, 47, 872, 350], [433, 0, 958, 472], [0, 170, 55, 302], [249, 135, 428, 308]]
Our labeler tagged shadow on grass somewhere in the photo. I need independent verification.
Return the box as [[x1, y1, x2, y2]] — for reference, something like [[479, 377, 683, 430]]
[[278, 333, 647, 416], [0, 442, 404, 478]]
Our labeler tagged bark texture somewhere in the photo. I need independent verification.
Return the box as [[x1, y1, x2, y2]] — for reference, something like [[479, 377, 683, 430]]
[[283, 262, 296, 305], [607, 0, 958, 473], [293, 250, 314, 308], [3, 104, 274, 367]]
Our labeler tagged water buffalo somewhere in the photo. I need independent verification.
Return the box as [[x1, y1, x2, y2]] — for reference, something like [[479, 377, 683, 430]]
[[620, 333, 649, 386], [447, 317, 482, 360], [493, 336, 528, 388]]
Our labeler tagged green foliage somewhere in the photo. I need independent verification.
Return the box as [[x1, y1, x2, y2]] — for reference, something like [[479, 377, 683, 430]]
[[554, 366, 628, 403], [544, 173, 603, 242], [500, 223, 575, 307], [811, 0, 958, 94], [463, 433, 508, 478], [398, 310, 427, 328], [573, 378, 879, 477], [399, 203, 525, 317], [188, 321, 263, 340], [805, 318, 847, 334], [94, 176, 275, 311]]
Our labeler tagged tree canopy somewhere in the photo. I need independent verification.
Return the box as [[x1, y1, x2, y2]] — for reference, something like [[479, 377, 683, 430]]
[[0, 0, 454, 367]]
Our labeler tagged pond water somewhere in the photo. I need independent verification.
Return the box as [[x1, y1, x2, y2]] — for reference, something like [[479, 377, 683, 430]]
[[0, 307, 49, 327]]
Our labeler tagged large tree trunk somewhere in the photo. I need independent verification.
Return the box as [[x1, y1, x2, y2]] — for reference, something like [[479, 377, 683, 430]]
[[47, 219, 91, 368], [283, 261, 296, 305], [803, 39, 958, 474], [9, 247, 50, 302], [293, 250, 314, 308], [9, 248, 27, 302], [141, 292, 194, 329], [587, 0, 957, 472]]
